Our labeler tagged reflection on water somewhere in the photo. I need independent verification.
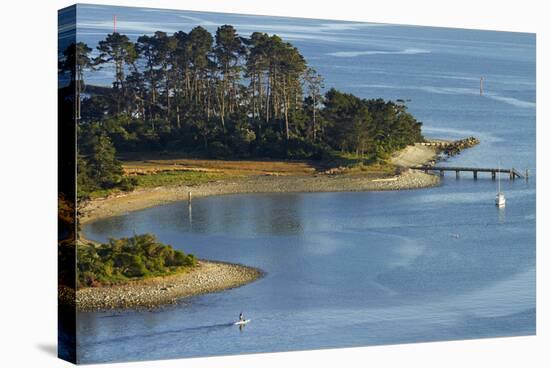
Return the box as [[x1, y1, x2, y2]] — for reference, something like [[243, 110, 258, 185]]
[[96, 193, 308, 238], [498, 206, 507, 224], [188, 202, 192, 228]]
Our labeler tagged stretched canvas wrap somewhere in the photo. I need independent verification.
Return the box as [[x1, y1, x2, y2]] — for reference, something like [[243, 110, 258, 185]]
[[58, 3, 536, 364]]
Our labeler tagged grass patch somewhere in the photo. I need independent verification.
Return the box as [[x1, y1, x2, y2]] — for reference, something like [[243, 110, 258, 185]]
[[83, 154, 399, 200], [134, 170, 229, 188], [88, 188, 119, 199], [85, 170, 229, 199], [319, 151, 397, 175]]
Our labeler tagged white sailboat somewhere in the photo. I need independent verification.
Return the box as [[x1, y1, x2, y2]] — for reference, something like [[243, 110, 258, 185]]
[[495, 164, 506, 208]]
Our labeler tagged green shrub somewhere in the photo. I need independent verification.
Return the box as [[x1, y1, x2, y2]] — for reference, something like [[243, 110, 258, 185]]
[[77, 234, 197, 286], [119, 177, 138, 191]]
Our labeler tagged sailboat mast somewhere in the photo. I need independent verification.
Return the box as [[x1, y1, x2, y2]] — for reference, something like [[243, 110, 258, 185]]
[[498, 163, 501, 193]]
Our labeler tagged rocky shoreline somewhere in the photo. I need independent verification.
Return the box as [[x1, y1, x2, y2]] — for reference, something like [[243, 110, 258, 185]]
[[73, 261, 263, 312], [441, 136, 480, 157]]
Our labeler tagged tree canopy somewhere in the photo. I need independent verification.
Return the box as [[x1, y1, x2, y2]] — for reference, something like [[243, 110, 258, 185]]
[[58, 24, 425, 197]]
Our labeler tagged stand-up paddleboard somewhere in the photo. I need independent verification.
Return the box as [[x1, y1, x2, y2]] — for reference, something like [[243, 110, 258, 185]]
[[234, 319, 250, 326]]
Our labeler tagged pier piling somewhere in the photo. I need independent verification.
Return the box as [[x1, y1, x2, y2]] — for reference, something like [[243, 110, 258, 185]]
[[188, 191, 192, 203]]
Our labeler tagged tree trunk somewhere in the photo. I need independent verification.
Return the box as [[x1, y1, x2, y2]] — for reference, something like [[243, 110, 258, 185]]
[[312, 94, 317, 141], [283, 79, 290, 140], [165, 66, 170, 120]]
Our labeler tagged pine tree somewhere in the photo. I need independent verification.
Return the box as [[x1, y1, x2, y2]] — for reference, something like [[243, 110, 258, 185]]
[[95, 33, 137, 114], [87, 134, 123, 188]]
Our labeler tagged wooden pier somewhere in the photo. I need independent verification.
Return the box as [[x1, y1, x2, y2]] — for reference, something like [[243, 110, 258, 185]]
[[410, 166, 524, 180]]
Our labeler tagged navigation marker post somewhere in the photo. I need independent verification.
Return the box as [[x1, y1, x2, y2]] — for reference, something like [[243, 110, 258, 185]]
[[480, 76, 484, 96]]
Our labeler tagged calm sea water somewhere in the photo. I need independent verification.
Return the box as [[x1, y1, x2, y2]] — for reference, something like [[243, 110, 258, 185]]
[[74, 4, 535, 364]]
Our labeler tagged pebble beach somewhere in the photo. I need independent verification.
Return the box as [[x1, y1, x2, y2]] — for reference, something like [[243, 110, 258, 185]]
[[74, 261, 262, 311]]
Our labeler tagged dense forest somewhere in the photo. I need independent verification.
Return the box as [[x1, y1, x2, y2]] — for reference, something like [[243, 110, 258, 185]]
[[59, 25, 424, 197]]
